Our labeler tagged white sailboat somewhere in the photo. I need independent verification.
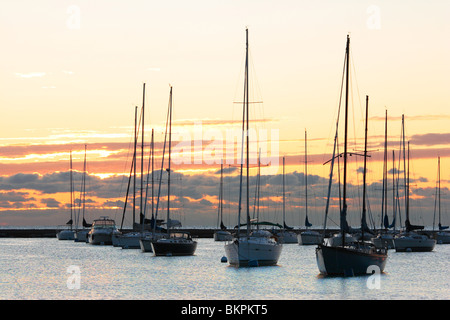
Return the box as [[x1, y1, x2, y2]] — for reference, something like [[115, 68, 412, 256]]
[[434, 157, 450, 244], [57, 150, 75, 241], [224, 28, 282, 267], [316, 36, 387, 276], [214, 162, 233, 241], [393, 120, 436, 252], [298, 130, 322, 245]]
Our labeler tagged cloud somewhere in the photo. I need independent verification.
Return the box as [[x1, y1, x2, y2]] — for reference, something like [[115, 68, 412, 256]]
[[41, 198, 61, 208], [410, 133, 450, 147]]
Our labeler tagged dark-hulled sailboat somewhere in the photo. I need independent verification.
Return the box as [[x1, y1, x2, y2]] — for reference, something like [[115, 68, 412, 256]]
[[150, 86, 197, 256], [315, 35, 387, 276]]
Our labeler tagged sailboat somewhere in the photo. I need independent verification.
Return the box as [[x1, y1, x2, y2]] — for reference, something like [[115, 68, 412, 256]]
[[114, 84, 158, 249], [298, 130, 322, 245], [372, 111, 396, 249], [214, 162, 233, 241], [274, 157, 298, 243], [148, 86, 197, 256], [393, 118, 436, 252], [224, 28, 283, 267], [74, 145, 92, 243], [315, 35, 387, 276], [434, 157, 450, 244], [57, 150, 75, 240]]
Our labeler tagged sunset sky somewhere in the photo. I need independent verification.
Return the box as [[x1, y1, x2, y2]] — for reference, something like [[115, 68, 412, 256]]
[[1, 0, 449, 229]]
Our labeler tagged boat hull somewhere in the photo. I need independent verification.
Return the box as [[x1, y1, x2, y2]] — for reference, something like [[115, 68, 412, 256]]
[[436, 232, 450, 244], [74, 230, 89, 243], [315, 244, 387, 276], [57, 230, 75, 240], [277, 231, 298, 244], [371, 235, 395, 249], [327, 233, 357, 247], [298, 231, 322, 245], [150, 239, 197, 256], [89, 232, 113, 245], [214, 230, 233, 241], [224, 238, 282, 267], [393, 237, 436, 252]]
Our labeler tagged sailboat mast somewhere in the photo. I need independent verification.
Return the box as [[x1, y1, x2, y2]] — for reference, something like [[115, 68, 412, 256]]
[[141, 83, 145, 226], [341, 34, 350, 246], [305, 129, 308, 228], [361, 95, 369, 241], [82, 145, 87, 226], [401, 115, 408, 226], [407, 141, 410, 224], [167, 86, 173, 234], [218, 162, 223, 228], [133, 106, 137, 230], [382, 110, 388, 229], [245, 28, 250, 236], [438, 157, 441, 227], [392, 150, 396, 231], [70, 150, 73, 230], [151, 128, 154, 220]]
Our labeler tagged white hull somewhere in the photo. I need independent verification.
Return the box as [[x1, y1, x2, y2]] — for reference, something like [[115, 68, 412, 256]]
[[115, 232, 155, 249], [214, 230, 233, 241], [298, 231, 322, 245], [224, 235, 282, 267], [57, 230, 75, 240], [436, 232, 450, 244], [327, 233, 356, 247], [393, 232, 436, 252]]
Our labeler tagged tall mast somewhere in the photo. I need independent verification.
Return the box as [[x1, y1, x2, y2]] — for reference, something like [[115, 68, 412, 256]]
[[392, 150, 396, 231], [305, 129, 308, 227], [69, 150, 73, 230], [141, 83, 145, 227], [382, 110, 388, 229], [133, 106, 137, 230], [438, 157, 441, 228], [401, 115, 407, 227], [361, 95, 369, 241], [167, 86, 173, 234], [407, 141, 410, 224], [151, 128, 154, 221], [220, 161, 223, 227], [341, 34, 350, 247], [82, 145, 87, 227], [245, 28, 250, 236]]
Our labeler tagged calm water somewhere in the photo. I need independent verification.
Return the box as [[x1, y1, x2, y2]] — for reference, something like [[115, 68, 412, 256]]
[[0, 237, 449, 300]]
